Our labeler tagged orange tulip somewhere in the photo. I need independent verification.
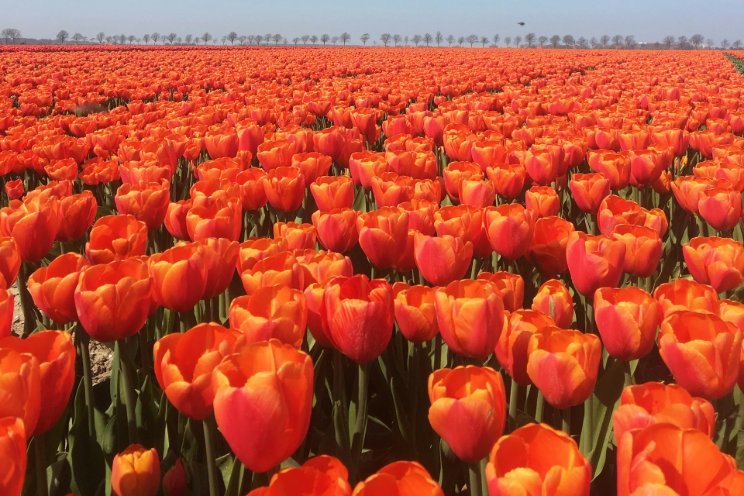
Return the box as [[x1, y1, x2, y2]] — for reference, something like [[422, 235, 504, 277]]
[[616, 423, 742, 496], [27, 253, 87, 324], [588, 150, 630, 190], [199, 237, 239, 299], [413, 233, 473, 286], [74, 258, 153, 342], [476, 271, 524, 312], [85, 214, 148, 264], [484, 203, 535, 260], [459, 176, 495, 208], [486, 423, 591, 496], [434, 279, 504, 360], [527, 327, 601, 409], [237, 237, 288, 273], [264, 166, 306, 213], [628, 148, 670, 187], [658, 311, 741, 399], [611, 224, 662, 278], [594, 286, 661, 361], [240, 251, 304, 295], [525, 185, 560, 218], [496, 309, 554, 385], [357, 207, 409, 270], [532, 279, 574, 328], [529, 216, 575, 275], [149, 242, 208, 312], [0, 417, 26, 496], [297, 250, 353, 286], [569, 172, 610, 213], [229, 286, 306, 348], [671, 175, 713, 214], [257, 139, 296, 170], [0, 331, 75, 434], [349, 151, 388, 189], [312, 208, 359, 254], [393, 282, 438, 343], [236, 168, 268, 211], [0, 197, 60, 262], [613, 382, 715, 444], [433, 204, 491, 259], [212, 339, 314, 472], [205, 131, 239, 159], [0, 237, 20, 288], [321, 275, 393, 364], [274, 221, 317, 251], [311, 175, 354, 211], [247, 455, 351, 496], [443, 161, 481, 202], [486, 163, 527, 200], [0, 287, 12, 338], [186, 198, 242, 241], [115, 180, 170, 229], [4, 179, 23, 200], [352, 461, 443, 496], [653, 278, 720, 318], [111, 443, 161, 496], [428, 366, 505, 463], [565, 231, 626, 296], [698, 184, 741, 231], [153, 323, 240, 420], [56, 190, 97, 242], [0, 348, 40, 435], [598, 195, 668, 237], [683, 236, 744, 293]]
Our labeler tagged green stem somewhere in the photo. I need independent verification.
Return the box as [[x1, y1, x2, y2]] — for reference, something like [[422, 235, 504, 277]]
[[562, 407, 571, 435], [203, 418, 219, 496], [468, 463, 482, 496], [535, 391, 545, 423], [116, 340, 138, 444], [352, 362, 370, 462], [508, 377, 519, 422], [76, 330, 95, 437], [582, 395, 594, 458], [34, 434, 48, 496]]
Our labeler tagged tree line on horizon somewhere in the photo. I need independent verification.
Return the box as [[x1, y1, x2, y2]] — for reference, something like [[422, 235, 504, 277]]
[[2, 27, 743, 50]]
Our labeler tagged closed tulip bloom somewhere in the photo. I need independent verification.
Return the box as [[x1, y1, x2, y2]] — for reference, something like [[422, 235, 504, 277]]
[[0, 197, 60, 262], [321, 275, 393, 364], [476, 269, 522, 308], [598, 195, 668, 237], [486, 423, 591, 496], [594, 287, 661, 361], [311, 175, 354, 211], [570, 172, 610, 213], [628, 148, 670, 187], [230, 286, 307, 348], [434, 204, 491, 258], [400, 199, 438, 235], [413, 233, 473, 286], [613, 382, 715, 444], [4, 179, 23, 200], [27, 253, 87, 324], [111, 444, 161, 496], [393, 282, 438, 343], [671, 175, 713, 214], [653, 278, 720, 318], [274, 222, 316, 251], [240, 252, 304, 295], [0, 331, 75, 435], [74, 258, 153, 342], [525, 185, 560, 218], [459, 176, 495, 208], [205, 131, 239, 159], [523, 145, 562, 185], [532, 279, 574, 328], [698, 185, 741, 231], [658, 311, 741, 400], [292, 152, 332, 186], [0, 348, 40, 435], [357, 207, 409, 270], [428, 366, 506, 463], [349, 151, 388, 189], [611, 224, 663, 278], [153, 323, 240, 420], [56, 190, 97, 242], [588, 150, 631, 190], [565, 231, 626, 296], [486, 163, 527, 200], [527, 328, 601, 409], [443, 161, 482, 202], [370, 172, 414, 207], [0, 417, 26, 496], [297, 250, 353, 286], [164, 200, 192, 240], [0, 288, 12, 338], [529, 216, 575, 276], [115, 180, 170, 229], [236, 168, 268, 211], [352, 461, 443, 496], [0, 237, 20, 288], [484, 203, 535, 260], [312, 209, 359, 254], [186, 199, 242, 241], [305, 283, 333, 348], [683, 236, 744, 293], [497, 310, 555, 385], [247, 455, 351, 496], [149, 242, 208, 312], [616, 423, 742, 496], [257, 139, 296, 170], [237, 237, 288, 273], [162, 459, 187, 496], [435, 279, 504, 360], [264, 166, 306, 213], [86, 215, 148, 264], [199, 237, 239, 299], [212, 339, 314, 472]]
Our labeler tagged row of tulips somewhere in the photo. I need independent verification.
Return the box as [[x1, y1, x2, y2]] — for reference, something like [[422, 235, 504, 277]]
[[0, 46, 743, 495]]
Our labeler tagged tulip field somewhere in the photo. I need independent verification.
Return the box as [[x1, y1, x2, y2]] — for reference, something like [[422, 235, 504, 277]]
[[2, 45, 744, 495]]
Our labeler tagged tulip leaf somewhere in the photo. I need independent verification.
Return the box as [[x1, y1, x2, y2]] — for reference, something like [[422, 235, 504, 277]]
[[585, 356, 625, 480], [69, 381, 106, 496], [218, 453, 244, 496]]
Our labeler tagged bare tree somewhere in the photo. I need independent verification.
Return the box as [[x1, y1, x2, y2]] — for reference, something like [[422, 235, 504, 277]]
[[562, 35, 574, 48], [167, 32, 177, 44], [538, 35, 547, 47], [590, 37, 599, 48], [733, 40, 743, 49], [705, 38, 714, 49], [412, 34, 422, 46], [393, 34, 402, 46], [320, 33, 330, 45], [624, 35, 636, 49], [98, 32, 107, 43], [71, 32, 85, 43], [447, 34, 455, 46], [226, 31, 238, 44], [152, 32, 160, 44], [184, 34, 193, 44], [424, 33, 433, 46], [514, 35, 522, 47], [677, 35, 689, 49], [380, 33, 391, 47], [493, 34, 500, 46], [457, 36, 465, 47], [690, 33, 704, 49], [341, 32, 350, 46], [56, 29, 69, 43], [202, 32, 212, 44], [128, 35, 135, 44], [480, 36, 489, 47], [550, 35, 560, 47], [611, 34, 624, 48], [360, 33, 369, 45], [310, 35, 318, 44], [436, 31, 443, 46], [466, 34, 478, 47], [721, 39, 730, 50], [504, 36, 512, 47], [577, 37, 589, 49], [525, 32, 536, 47], [600, 34, 610, 47], [272, 33, 281, 45], [662, 35, 675, 49], [1, 28, 21, 43]]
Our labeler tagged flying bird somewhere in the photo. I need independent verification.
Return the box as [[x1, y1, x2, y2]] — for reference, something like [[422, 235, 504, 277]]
[[517, 22, 526, 26]]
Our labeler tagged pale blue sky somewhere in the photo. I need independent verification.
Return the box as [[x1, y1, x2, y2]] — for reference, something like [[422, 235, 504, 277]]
[[2, 0, 743, 44]]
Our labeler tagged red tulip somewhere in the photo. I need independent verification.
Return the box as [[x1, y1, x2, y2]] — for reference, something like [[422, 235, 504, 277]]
[[565, 231, 626, 296]]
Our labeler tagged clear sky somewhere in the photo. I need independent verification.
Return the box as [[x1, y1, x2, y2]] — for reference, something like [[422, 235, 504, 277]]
[[2, 0, 743, 44]]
